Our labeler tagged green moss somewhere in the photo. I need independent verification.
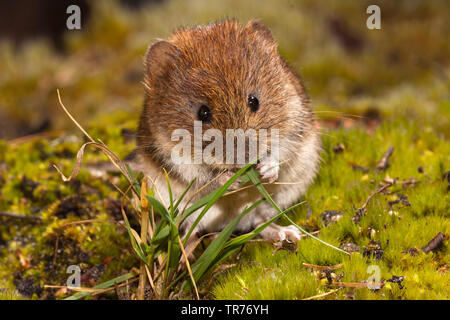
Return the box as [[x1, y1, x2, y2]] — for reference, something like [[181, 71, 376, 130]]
[[0, 112, 139, 299], [213, 119, 449, 300]]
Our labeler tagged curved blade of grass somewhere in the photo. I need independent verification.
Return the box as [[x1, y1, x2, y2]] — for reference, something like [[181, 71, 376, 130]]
[[126, 164, 141, 196], [163, 169, 174, 217], [206, 201, 305, 273], [151, 224, 170, 245], [182, 198, 264, 291], [224, 201, 305, 249], [147, 195, 172, 223], [173, 178, 196, 212], [246, 168, 349, 255], [146, 193, 181, 269], [121, 205, 149, 264], [180, 191, 215, 222], [183, 162, 255, 245]]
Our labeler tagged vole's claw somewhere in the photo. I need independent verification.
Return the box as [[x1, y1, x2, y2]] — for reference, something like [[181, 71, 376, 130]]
[[256, 158, 279, 183]]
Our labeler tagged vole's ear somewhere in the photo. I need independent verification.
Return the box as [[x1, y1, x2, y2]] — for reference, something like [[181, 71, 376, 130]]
[[245, 20, 277, 54], [144, 40, 181, 84]]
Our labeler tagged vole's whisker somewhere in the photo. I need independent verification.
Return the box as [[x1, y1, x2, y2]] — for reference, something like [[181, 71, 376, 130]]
[[314, 110, 364, 119], [316, 131, 336, 139]]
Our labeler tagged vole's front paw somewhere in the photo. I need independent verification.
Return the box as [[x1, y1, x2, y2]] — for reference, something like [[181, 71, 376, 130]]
[[260, 224, 302, 242], [256, 158, 279, 183], [218, 170, 242, 190], [279, 225, 302, 242]]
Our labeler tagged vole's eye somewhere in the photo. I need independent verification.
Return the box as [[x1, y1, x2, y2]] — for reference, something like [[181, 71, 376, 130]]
[[198, 105, 212, 122], [248, 94, 259, 112]]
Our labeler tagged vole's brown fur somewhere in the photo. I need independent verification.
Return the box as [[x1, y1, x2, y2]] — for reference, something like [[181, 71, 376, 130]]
[[133, 20, 320, 241]]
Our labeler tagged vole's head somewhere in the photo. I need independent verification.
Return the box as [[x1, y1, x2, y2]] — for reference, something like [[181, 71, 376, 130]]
[[138, 20, 315, 173]]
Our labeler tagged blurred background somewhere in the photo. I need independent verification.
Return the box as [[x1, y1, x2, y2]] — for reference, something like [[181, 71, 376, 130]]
[[0, 0, 448, 140]]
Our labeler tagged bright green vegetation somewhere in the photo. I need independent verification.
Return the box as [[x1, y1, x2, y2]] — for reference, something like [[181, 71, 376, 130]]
[[0, 115, 447, 300], [0, 127, 139, 299], [213, 119, 449, 299], [0, 0, 448, 299]]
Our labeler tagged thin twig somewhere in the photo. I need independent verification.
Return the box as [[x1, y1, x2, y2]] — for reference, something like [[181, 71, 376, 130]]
[[361, 182, 393, 211], [328, 282, 384, 288], [56, 89, 94, 142], [61, 219, 118, 228], [8, 130, 67, 146], [302, 263, 344, 271], [177, 235, 199, 300], [353, 181, 393, 223], [302, 288, 340, 300], [0, 211, 42, 221]]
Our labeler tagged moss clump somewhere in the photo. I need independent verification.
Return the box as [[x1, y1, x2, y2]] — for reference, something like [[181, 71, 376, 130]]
[[0, 112, 138, 299]]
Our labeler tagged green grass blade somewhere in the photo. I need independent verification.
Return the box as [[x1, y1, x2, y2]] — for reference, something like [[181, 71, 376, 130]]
[[182, 198, 263, 291], [151, 224, 169, 245], [173, 178, 196, 212], [64, 272, 136, 300], [180, 191, 215, 222], [224, 201, 305, 248], [121, 209, 149, 263], [246, 168, 349, 255], [147, 195, 172, 223], [183, 162, 254, 245], [125, 163, 141, 195], [163, 169, 174, 217]]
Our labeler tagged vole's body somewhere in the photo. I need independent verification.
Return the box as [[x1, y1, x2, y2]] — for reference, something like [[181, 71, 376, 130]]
[[132, 20, 320, 241]]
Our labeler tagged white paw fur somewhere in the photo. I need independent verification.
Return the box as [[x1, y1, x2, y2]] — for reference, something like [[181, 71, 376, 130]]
[[256, 158, 279, 183], [259, 224, 302, 242]]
